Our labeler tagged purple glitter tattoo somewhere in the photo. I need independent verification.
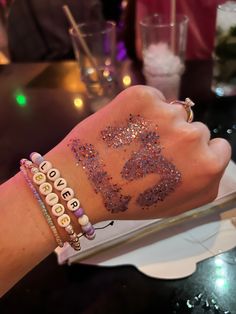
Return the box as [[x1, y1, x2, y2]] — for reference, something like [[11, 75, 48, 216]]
[[101, 114, 149, 148], [101, 115, 182, 209], [69, 139, 131, 213], [70, 114, 181, 213]]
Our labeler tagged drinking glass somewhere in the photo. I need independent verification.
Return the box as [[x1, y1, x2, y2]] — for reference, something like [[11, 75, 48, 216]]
[[70, 21, 117, 111], [212, 1, 236, 97], [140, 14, 188, 101]]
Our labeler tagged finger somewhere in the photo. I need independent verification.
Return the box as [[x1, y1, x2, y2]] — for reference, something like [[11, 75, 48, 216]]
[[190, 121, 211, 143], [166, 101, 190, 122], [208, 138, 232, 170]]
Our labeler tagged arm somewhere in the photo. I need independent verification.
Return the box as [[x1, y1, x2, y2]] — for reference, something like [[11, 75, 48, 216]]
[[0, 85, 231, 296]]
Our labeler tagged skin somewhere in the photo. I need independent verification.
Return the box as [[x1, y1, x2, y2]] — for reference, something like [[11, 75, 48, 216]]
[[0, 85, 231, 296]]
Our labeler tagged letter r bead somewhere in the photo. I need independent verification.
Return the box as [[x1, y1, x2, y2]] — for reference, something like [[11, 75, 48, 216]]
[[67, 198, 80, 211]]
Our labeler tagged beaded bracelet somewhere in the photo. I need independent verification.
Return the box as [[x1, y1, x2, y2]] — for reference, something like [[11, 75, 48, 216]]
[[21, 159, 81, 251], [30, 152, 96, 239], [20, 164, 64, 248]]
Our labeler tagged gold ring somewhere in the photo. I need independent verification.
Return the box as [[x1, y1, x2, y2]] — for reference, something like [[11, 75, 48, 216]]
[[170, 98, 195, 123]]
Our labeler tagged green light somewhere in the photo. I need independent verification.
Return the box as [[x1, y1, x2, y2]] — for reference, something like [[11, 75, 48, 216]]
[[16, 94, 27, 107]]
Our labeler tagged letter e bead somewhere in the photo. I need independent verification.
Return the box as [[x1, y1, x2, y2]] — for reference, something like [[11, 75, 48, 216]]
[[57, 214, 71, 228], [61, 188, 74, 201]]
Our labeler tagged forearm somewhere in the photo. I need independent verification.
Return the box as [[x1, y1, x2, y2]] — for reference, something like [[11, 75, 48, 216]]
[[0, 173, 56, 296], [0, 139, 104, 296]]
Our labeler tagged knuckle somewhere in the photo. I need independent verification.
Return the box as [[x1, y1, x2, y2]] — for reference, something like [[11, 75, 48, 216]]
[[182, 122, 209, 142], [205, 154, 223, 175]]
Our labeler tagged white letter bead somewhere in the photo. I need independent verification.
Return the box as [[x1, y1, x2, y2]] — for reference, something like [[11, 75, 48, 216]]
[[45, 193, 59, 206], [61, 188, 74, 201], [67, 198, 80, 211], [54, 178, 67, 191], [57, 214, 71, 228], [52, 203, 65, 217], [47, 168, 60, 181], [39, 182, 52, 195], [78, 214, 89, 226], [39, 161, 52, 173], [33, 172, 46, 185]]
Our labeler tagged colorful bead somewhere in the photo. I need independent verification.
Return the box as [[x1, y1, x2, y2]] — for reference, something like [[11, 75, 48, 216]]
[[30, 152, 44, 165], [74, 207, 84, 218], [67, 198, 80, 211], [81, 222, 92, 233], [61, 187, 74, 201], [70, 232, 78, 240], [45, 192, 59, 206], [47, 168, 60, 181], [20, 165, 64, 248], [54, 177, 67, 191], [31, 167, 39, 174], [78, 214, 89, 226], [39, 182, 53, 195], [33, 172, 46, 185], [57, 214, 71, 227], [52, 203, 65, 217], [39, 161, 52, 173], [65, 225, 74, 235], [25, 160, 33, 168], [85, 232, 96, 240]]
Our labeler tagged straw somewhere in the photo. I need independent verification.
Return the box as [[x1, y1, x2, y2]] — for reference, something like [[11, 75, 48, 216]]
[[170, 0, 176, 53], [62, 5, 103, 83]]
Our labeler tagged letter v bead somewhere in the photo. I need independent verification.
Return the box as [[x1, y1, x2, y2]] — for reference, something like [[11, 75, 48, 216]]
[[54, 178, 67, 191]]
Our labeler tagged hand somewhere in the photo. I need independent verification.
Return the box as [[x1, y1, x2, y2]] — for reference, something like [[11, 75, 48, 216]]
[[51, 85, 231, 222], [0, 85, 231, 296]]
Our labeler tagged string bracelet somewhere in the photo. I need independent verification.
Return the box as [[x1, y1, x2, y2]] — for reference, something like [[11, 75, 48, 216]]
[[30, 152, 96, 240], [20, 163, 64, 248], [21, 159, 81, 251]]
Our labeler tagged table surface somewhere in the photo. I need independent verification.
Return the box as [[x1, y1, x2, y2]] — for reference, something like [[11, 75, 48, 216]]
[[1, 60, 236, 313]]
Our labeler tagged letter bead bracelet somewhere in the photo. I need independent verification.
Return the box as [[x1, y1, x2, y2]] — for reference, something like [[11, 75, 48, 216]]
[[20, 152, 95, 250]]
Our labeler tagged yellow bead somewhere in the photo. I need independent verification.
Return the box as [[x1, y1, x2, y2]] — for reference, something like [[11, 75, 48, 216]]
[[57, 214, 71, 228], [33, 172, 46, 185]]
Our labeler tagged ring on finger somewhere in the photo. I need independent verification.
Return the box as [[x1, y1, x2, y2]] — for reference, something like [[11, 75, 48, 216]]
[[170, 98, 195, 123]]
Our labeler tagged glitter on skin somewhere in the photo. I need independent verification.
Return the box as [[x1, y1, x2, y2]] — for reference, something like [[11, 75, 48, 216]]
[[102, 115, 182, 208], [69, 139, 131, 213]]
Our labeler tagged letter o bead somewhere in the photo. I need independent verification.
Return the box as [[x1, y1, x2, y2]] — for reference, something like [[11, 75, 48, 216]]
[[47, 168, 60, 181], [33, 172, 46, 185], [67, 198, 80, 211], [57, 214, 71, 228]]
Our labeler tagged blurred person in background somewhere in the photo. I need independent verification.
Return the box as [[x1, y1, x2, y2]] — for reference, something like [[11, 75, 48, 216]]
[[7, 0, 103, 61]]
